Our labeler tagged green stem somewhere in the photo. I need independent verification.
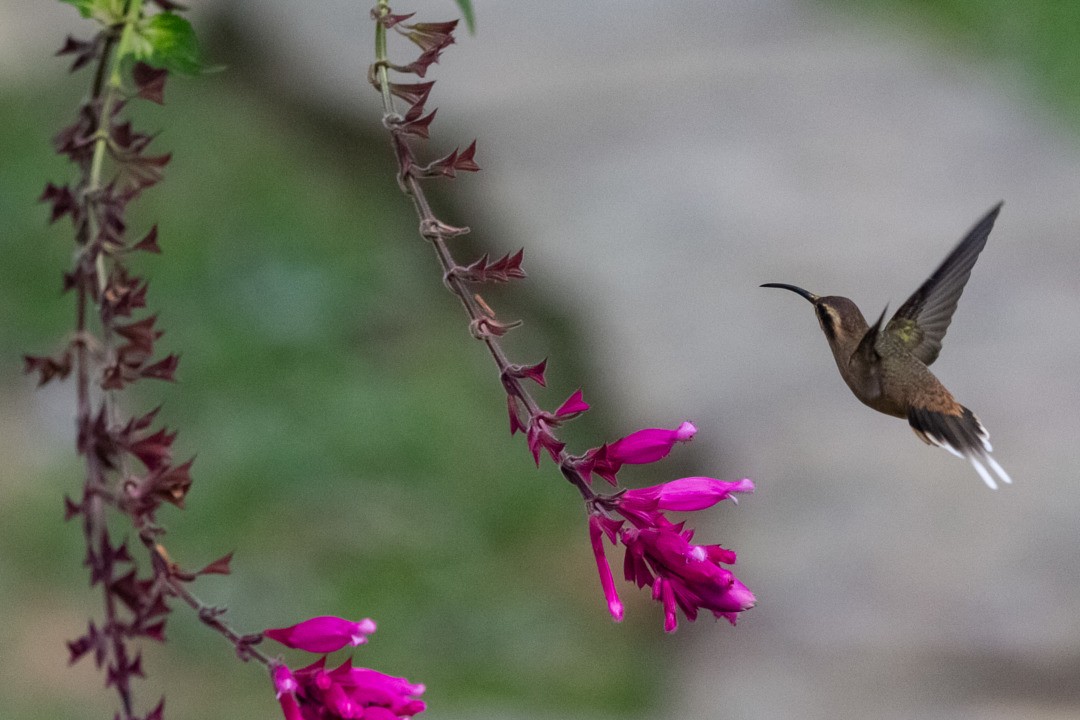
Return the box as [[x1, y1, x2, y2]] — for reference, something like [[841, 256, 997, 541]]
[[87, 0, 144, 294], [373, 1, 397, 115]]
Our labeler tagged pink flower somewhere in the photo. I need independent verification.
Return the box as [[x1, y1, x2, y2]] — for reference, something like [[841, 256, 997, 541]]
[[265, 616, 377, 653], [589, 515, 624, 622], [579, 422, 699, 486], [271, 656, 426, 720], [619, 477, 754, 514], [266, 617, 425, 719], [621, 521, 755, 631], [588, 477, 755, 631], [272, 664, 303, 720], [607, 421, 696, 464]]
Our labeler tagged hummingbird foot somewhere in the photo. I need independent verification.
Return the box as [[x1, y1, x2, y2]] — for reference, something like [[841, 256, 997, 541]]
[[907, 405, 1013, 489]]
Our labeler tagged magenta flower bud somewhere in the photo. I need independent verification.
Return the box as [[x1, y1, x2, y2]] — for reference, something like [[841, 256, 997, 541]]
[[264, 615, 378, 653], [606, 421, 697, 465], [579, 421, 701, 486]]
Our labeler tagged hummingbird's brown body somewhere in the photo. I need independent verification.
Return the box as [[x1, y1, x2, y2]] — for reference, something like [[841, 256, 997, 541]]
[[814, 296, 956, 418], [763, 203, 1011, 489]]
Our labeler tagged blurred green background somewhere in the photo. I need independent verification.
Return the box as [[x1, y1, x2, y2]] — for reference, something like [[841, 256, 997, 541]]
[[3, 1, 1080, 719], [0, 17, 663, 720], [840, 0, 1080, 129]]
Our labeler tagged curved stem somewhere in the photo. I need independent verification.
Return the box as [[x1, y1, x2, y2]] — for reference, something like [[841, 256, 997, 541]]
[[136, 533, 272, 666], [370, 10, 597, 503]]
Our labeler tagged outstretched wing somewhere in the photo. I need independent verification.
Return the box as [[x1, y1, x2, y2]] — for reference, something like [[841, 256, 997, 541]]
[[884, 202, 1002, 366]]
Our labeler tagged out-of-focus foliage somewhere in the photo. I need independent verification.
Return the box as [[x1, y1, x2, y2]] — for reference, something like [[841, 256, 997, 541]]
[[833, 0, 1080, 127], [454, 0, 475, 33]]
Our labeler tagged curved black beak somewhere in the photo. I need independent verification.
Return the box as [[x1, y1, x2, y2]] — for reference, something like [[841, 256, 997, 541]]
[[760, 283, 820, 303]]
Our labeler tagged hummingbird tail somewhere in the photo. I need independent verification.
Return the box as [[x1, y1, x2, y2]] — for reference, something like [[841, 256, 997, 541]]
[[908, 405, 1013, 489]]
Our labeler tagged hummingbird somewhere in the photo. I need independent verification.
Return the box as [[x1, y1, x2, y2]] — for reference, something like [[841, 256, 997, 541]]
[[762, 203, 1011, 489]]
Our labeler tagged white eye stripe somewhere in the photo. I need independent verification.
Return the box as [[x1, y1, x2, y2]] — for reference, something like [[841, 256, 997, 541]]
[[815, 305, 840, 337]]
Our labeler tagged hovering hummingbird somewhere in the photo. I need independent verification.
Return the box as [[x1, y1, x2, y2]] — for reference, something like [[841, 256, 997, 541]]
[[762, 203, 1011, 489]]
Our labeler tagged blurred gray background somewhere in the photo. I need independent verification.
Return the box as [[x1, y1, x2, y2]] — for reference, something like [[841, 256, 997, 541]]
[[4, 1, 1079, 719]]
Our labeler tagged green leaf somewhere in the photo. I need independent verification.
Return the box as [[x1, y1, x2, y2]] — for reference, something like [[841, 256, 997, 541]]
[[136, 12, 202, 75], [58, 0, 95, 18], [59, 0, 123, 22], [454, 0, 476, 33]]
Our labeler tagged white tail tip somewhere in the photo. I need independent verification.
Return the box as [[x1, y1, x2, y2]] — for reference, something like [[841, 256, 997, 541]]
[[969, 456, 998, 490], [985, 454, 1013, 485], [968, 453, 1012, 490]]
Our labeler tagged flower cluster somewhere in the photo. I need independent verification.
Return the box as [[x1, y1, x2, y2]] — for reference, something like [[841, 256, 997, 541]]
[[266, 616, 426, 720], [507, 380, 756, 631], [500, 356, 756, 631], [371, 4, 756, 632], [581, 425, 756, 631]]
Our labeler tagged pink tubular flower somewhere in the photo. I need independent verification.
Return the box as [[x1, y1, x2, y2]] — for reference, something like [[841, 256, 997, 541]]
[[607, 421, 696, 465], [622, 520, 755, 631], [588, 515, 624, 622], [265, 617, 425, 719], [589, 477, 755, 631], [264, 616, 377, 653], [271, 656, 426, 720], [619, 477, 754, 514], [272, 664, 302, 720], [579, 422, 699, 486]]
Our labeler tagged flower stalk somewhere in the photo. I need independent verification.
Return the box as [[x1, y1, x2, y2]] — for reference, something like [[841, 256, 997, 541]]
[[31, 4, 434, 718], [369, 3, 756, 631], [31, 2, 266, 716]]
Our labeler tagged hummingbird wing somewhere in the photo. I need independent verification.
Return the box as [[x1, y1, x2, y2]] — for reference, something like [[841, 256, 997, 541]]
[[855, 305, 887, 365], [850, 305, 888, 397], [884, 202, 1002, 366]]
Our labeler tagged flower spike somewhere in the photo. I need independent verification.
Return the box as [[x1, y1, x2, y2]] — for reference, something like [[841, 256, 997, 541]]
[[370, 1, 757, 632]]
